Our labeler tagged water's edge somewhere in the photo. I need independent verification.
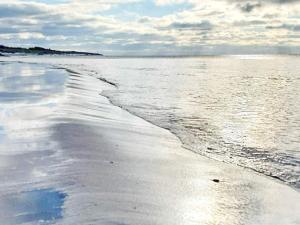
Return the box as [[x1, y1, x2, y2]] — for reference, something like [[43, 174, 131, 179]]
[[1, 60, 297, 191], [102, 91, 295, 188], [57, 63, 298, 192]]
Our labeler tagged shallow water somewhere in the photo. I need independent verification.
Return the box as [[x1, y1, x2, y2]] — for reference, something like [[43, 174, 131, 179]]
[[63, 56, 300, 188]]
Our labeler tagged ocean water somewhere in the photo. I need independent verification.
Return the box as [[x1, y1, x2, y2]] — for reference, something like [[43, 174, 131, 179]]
[[2, 55, 300, 189], [71, 55, 300, 188]]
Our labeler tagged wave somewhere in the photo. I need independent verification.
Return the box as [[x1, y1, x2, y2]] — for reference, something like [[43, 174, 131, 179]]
[[63, 63, 300, 191]]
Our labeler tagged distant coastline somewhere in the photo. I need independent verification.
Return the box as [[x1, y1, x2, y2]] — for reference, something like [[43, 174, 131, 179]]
[[0, 45, 103, 56]]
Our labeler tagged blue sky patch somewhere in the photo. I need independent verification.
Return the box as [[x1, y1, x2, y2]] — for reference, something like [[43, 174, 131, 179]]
[[102, 0, 193, 19]]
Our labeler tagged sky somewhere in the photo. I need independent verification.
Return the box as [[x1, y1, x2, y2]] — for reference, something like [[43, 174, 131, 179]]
[[0, 0, 299, 55]]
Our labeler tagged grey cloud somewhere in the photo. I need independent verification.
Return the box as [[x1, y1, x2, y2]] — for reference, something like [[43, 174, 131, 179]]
[[268, 0, 300, 3], [225, 0, 300, 13], [41, 24, 94, 36], [138, 17, 151, 23], [263, 13, 279, 19], [0, 27, 19, 34], [167, 21, 213, 30], [0, 3, 109, 45], [233, 20, 266, 26], [36, 15, 95, 36], [237, 2, 261, 12], [266, 24, 300, 31], [0, 18, 40, 35], [99, 31, 175, 44], [0, 3, 46, 18], [288, 34, 300, 38], [226, 0, 300, 4]]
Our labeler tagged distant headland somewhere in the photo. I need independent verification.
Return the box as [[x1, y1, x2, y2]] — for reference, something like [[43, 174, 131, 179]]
[[0, 45, 103, 56]]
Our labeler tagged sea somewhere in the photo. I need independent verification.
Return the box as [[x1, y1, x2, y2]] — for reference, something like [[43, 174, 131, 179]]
[[1, 55, 300, 189]]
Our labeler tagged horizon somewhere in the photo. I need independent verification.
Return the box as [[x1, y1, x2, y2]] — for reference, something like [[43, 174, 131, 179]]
[[1, 43, 300, 57], [0, 0, 299, 55]]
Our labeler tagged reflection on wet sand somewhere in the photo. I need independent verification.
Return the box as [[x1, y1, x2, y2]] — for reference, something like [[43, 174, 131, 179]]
[[0, 62, 68, 224], [0, 189, 66, 224]]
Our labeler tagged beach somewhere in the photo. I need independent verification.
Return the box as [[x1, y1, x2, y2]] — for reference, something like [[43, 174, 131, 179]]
[[0, 58, 299, 224]]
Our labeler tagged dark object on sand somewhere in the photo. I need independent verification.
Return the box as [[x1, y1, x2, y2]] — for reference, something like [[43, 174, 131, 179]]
[[212, 179, 220, 183], [0, 45, 103, 56]]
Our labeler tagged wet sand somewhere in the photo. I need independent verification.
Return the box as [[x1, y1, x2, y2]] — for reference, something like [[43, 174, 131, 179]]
[[0, 60, 299, 224]]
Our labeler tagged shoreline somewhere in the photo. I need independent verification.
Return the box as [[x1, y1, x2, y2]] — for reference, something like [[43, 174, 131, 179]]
[[1, 56, 299, 190], [59, 65, 300, 225], [0, 58, 299, 224], [103, 91, 298, 192]]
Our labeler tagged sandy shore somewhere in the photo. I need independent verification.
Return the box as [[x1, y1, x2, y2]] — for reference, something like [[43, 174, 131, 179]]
[[0, 59, 299, 225]]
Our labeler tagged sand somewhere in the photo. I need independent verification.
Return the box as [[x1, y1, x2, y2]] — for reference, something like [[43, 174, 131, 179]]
[[0, 58, 299, 225]]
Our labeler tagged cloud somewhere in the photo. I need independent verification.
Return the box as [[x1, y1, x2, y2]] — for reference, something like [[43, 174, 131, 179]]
[[266, 23, 300, 31], [225, 0, 300, 4], [167, 21, 213, 30], [262, 0, 299, 3], [0, 0, 299, 55], [0, 2, 47, 17], [233, 19, 266, 26], [237, 2, 261, 12], [138, 17, 151, 23]]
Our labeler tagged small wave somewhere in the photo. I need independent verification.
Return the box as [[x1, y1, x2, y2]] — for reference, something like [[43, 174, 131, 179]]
[[97, 77, 118, 87], [60, 59, 300, 190]]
